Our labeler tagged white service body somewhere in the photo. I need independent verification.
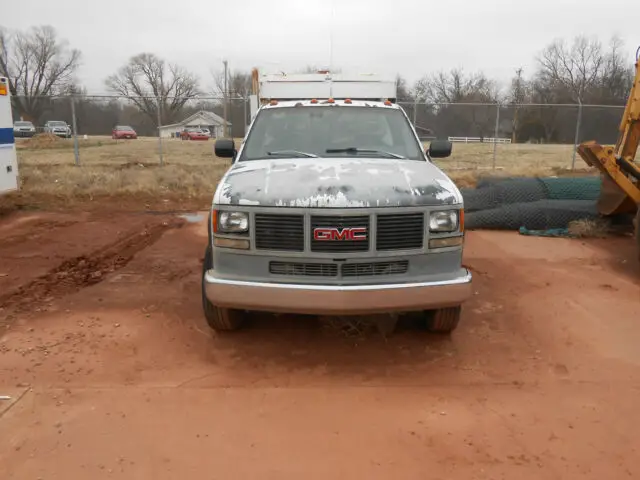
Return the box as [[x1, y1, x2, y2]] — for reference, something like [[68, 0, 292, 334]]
[[249, 71, 397, 122], [0, 76, 19, 195]]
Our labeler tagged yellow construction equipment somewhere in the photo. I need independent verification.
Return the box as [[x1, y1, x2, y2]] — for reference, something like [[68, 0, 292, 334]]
[[577, 47, 640, 258]]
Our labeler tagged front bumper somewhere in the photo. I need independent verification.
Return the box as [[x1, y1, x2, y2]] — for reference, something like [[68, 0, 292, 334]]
[[204, 269, 472, 315], [14, 130, 35, 138]]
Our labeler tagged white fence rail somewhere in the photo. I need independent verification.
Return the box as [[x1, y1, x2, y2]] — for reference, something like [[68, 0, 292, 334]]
[[448, 136, 512, 144]]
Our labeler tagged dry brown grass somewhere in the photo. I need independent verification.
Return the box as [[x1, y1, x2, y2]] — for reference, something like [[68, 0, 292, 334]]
[[432, 142, 601, 188], [2, 136, 601, 212], [568, 219, 611, 238], [23, 133, 66, 149]]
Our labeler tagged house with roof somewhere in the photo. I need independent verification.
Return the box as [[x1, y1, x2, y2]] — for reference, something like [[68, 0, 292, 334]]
[[158, 110, 231, 139]]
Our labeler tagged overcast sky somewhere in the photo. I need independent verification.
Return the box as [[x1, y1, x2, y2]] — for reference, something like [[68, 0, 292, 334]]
[[3, 0, 640, 94]]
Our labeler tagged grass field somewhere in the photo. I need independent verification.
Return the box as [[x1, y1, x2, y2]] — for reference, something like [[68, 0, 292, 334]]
[[2, 135, 601, 212]]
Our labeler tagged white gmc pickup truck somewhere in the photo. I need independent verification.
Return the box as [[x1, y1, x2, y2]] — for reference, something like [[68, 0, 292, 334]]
[[201, 75, 471, 334]]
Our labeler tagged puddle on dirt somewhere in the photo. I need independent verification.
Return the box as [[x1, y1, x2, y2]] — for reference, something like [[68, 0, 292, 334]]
[[178, 213, 204, 223]]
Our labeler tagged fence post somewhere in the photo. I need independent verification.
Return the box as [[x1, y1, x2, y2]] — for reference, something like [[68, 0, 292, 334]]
[[492, 103, 500, 170], [244, 96, 248, 137], [571, 101, 583, 170], [156, 99, 164, 166], [70, 96, 80, 166], [412, 97, 418, 127]]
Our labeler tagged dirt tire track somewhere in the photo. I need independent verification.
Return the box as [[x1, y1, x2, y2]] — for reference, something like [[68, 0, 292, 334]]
[[0, 218, 184, 316]]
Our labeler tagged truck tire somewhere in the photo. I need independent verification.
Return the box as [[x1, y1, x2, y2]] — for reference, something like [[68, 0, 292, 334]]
[[426, 306, 462, 334], [201, 245, 244, 331]]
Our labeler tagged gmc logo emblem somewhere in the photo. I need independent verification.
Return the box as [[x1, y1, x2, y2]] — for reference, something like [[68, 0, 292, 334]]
[[314, 227, 367, 241]]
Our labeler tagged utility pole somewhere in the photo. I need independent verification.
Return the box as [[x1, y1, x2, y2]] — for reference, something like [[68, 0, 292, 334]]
[[157, 99, 164, 166], [70, 96, 80, 166], [223, 60, 228, 137], [511, 67, 524, 144]]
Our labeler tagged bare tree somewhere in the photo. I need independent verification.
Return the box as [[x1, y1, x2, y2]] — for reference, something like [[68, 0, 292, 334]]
[[413, 69, 499, 138], [0, 25, 81, 121], [396, 75, 413, 102], [414, 69, 499, 104], [537, 36, 604, 102], [211, 69, 251, 98], [105, 53, 200, 125], [597, 36, 635, 103]]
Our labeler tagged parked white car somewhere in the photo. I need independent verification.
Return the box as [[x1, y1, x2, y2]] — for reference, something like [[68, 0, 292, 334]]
[[44, 120, 71, 138], [13, 120, 36, 138]]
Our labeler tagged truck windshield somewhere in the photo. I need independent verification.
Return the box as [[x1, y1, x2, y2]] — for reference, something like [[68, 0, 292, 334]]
[[240, 106, 424, 161]]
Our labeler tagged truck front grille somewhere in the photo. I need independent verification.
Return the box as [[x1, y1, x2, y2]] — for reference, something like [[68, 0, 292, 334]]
[[269, 261, 338, 277], [254, 212, 426, 253], [310, 215, 370, 253], [341, 260, 409, 277], [255, 214, 304, 251], [376, 213, 424, 250]]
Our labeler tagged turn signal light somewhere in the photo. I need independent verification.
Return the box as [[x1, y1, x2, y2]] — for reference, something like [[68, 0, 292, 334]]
[[214, 237, 250, 250], [429, 236, 464, 249]]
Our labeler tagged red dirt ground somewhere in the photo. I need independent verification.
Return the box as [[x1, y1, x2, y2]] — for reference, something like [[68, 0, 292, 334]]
[[1, 211, 639, 479]]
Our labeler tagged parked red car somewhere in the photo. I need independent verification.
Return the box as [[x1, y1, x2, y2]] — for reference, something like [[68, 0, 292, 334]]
[[180, 128, 209, 141], [112, 125, 138, 139]]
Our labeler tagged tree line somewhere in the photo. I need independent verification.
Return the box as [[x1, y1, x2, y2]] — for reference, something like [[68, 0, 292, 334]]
[[1, 25, 636, 142]]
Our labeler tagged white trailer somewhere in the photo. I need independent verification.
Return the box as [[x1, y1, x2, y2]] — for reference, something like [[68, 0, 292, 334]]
[[0, 76, 19, 195], [248, 69, 397, 122]]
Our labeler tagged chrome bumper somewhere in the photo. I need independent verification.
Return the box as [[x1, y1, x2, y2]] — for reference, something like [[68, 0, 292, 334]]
[[204, 270, 472, 315]]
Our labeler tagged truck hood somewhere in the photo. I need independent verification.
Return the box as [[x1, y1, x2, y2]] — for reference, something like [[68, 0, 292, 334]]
[[215, 158, 462, 208]]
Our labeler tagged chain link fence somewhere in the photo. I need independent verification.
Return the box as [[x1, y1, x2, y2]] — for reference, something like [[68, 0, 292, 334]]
[[11, 95, 626, 172], [398, 101, 626, 173]]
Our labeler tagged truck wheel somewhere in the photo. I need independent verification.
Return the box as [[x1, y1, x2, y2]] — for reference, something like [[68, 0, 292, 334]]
[[201, 245, 244, 331], [426, 306, 462, 334]]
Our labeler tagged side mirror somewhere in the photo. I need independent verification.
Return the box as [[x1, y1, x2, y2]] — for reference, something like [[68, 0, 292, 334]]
[[215, 138, 236, 158], [427, 140, 452, 159]]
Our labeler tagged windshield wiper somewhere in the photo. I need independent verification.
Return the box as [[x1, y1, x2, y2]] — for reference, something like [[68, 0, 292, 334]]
[[325, 147, 405, 159], [267, 150, 319, 158]]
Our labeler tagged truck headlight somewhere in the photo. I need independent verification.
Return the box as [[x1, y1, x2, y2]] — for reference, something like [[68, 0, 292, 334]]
[[218, 211, 249, 233], [429, 210, 458, 232]]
